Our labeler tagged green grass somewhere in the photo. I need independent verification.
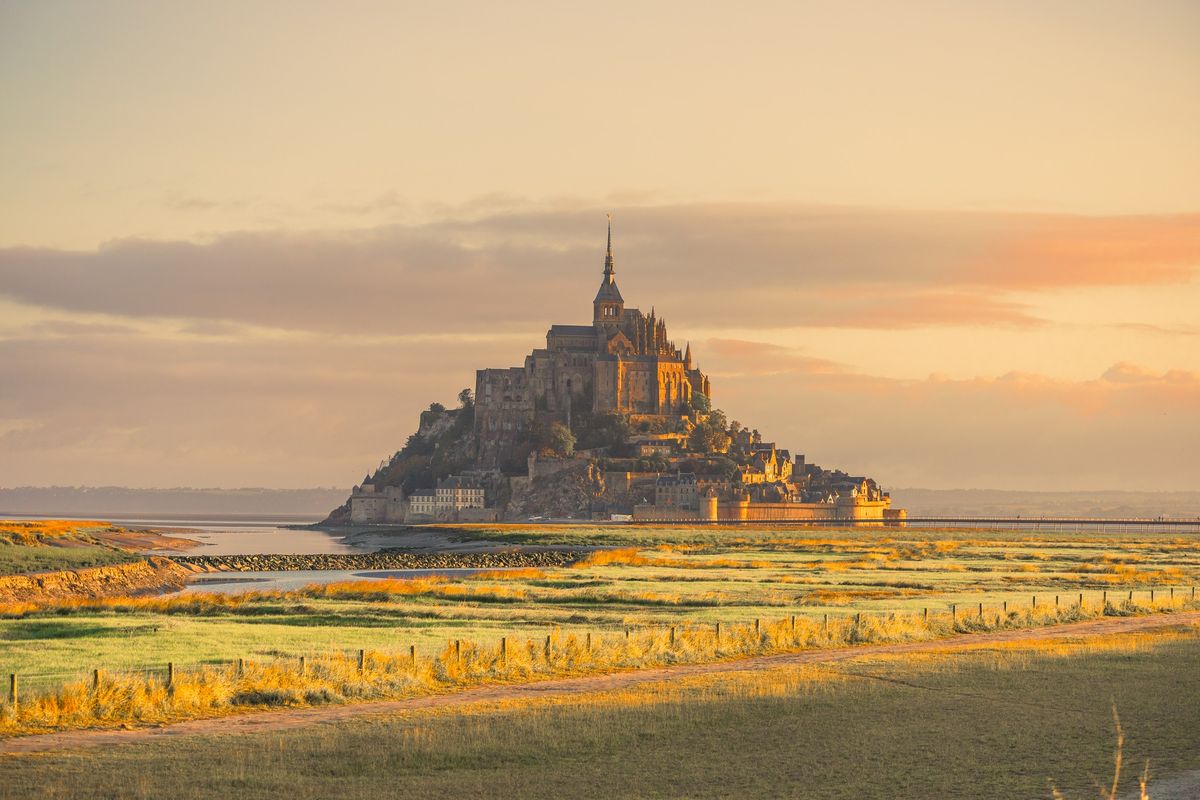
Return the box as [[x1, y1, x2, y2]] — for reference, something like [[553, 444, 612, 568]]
[[0, 543, 134, 577], [4, 630, 1199, 799], [2, 525, 1198, 688]]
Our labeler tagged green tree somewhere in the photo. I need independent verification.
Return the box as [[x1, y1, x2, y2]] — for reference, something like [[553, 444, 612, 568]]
[[545, 422, 576, 457], [689, 409, 732, 454], [458, 388, 474, 408]]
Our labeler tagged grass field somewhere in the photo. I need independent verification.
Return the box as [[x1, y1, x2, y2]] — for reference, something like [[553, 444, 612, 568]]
[[2, 526, 1198, 695], [0, 520, 164, 577], [4, 625, 1199, 799]]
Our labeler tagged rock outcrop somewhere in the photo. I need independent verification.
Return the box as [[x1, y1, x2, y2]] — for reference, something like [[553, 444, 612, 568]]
[[174, 550, 585, 572]]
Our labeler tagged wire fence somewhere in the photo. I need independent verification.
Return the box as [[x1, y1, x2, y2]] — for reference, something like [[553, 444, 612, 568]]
[[5, 585, 1196, 705]]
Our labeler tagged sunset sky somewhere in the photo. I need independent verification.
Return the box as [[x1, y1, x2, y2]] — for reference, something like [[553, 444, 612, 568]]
[[1, 1, 1198, 491]]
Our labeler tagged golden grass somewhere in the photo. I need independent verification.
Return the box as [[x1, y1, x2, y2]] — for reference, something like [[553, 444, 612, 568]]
[[3, 595, 1197, 737], [0, 520, 112, 546], [573, 547, 771, 570]]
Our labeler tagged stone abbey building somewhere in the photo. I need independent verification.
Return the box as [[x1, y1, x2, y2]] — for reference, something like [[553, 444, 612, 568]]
[[475, 220, 711, 466]]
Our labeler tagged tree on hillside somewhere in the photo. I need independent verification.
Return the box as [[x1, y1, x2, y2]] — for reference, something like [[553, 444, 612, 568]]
[[574, 411, 634, 454], [458, 388, 474, 408], [544, 422, 576, 457], [429, 402, 446, 413], [690, 409, 732, 454]]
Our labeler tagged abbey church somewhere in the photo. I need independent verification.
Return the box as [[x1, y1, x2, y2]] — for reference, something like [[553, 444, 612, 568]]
[[475, 219, 711, 466]]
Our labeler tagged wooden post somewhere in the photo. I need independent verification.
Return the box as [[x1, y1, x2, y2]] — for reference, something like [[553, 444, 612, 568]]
[[1032, 595, 1037, 609], [823, 614, 828, 631], [754, 618, 760, 634], [410, 644, 416, 667], [790, 615, 796, 633], [1103, 590, 1107, 606], [1002, 600, 1007, 614], [1055, 595, 1059, 608], [715, 621, 721, 642], [951, 604, 956, 622], [7, 673, 14, 706], [1150, 589, 1155, 603], [586, 632, 592, 653], [167, 663, 174, 688], [855, 612, 862, 627], [499, 637, 506, 666], [625, 628, 630, 640], [93, 668, 101, 691], [299, 656, 306, 676], [237, 658, 245, 677], [669, 627, 676, 646], [544, 635, 552, 660], [455, 639, 462, 665], [1128, 590, 1133, 602], [357, 649, 365, 673], [978, 602, 983, 619], [1078, 593, 1083, 608], [1170, 587, 1174, 600]]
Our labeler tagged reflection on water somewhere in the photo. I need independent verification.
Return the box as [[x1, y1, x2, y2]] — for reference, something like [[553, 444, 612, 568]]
[[183, 568, 500, 595], [151, 521, 361, 555]]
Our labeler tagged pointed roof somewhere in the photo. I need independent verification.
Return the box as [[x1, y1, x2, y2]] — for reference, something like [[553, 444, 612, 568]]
[[594, 213, 623, 304]]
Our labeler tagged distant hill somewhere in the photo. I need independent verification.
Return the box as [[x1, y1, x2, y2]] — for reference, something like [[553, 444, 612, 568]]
[[0, 486, 350, 518], [890, 489, 1200, 519]]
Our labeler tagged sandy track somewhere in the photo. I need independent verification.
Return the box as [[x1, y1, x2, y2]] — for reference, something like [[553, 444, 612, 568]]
[[4, 611, 1198, 756]]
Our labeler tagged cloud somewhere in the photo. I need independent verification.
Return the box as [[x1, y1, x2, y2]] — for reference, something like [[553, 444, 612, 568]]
[[0, 203, 1195, 337]]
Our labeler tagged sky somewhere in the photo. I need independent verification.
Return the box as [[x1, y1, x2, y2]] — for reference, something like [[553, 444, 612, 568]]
[[1, 0, 1198, 491]]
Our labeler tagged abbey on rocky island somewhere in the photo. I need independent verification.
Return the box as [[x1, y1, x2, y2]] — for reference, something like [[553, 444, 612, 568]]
[[474, 217, 711, 466], [337, 217, 905, 526]]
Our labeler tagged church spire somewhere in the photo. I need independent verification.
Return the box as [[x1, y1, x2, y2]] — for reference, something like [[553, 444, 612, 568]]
[[603, 212, 614, 280]]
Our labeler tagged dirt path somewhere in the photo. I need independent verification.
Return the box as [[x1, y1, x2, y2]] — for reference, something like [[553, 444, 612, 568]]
[[4, 611, 1198, 756]]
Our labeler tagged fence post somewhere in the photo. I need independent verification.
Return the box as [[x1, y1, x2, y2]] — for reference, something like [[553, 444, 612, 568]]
[[167, 663, 174, 688], [93, 668, 100, 691], [625, 628, 630, 641], [237, 658, 245, 677], [586, 632, 592, 653], [1055, 595, 1059, 608], [9, 673, 16, 706], [791, 615, 796, 634], [1170, 587, 1174, 600], [1150, 589, 1155, 603], [499, 638, 507, 666], [823, 614, 828, 632], [1032, 595, 1037, 609], [978, 602, 983, 619], [410, 644, 417, 668], [299, 656, 306, 676], [455, 639, 462, 665], [923, 607, 928, 622], [1002, 600, 1007, 615], [855, 612, 862, 627], [755, 618, 760, 634], [951, 604, 956, 622], [1103, 590, 1107, 606], [544, 635, 552, 660], [715, 621, 721, 643], [1078, 593, 1083, 608], [358, 649, 365, 674], [1128, 590, 1133, 602], [669, 627, 676, 647]]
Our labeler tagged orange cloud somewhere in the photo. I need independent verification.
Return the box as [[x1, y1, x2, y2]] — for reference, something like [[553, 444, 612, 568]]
[[976, 214, 1200, 289]]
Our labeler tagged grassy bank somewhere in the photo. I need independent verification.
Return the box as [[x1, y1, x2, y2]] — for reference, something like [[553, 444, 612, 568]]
[[3, 626, 1199, 799], [2, 588, 1197, 735]]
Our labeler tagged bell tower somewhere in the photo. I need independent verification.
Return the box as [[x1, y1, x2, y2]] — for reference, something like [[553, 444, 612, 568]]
[[593, 214, 624, 326]]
